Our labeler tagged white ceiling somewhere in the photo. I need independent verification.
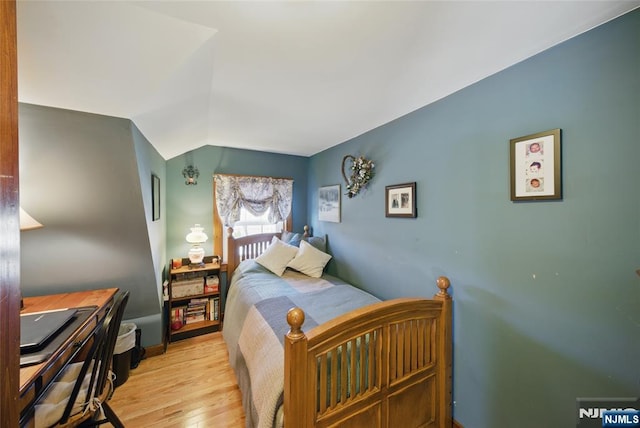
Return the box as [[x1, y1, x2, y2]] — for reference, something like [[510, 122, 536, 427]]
[[16, 1, 640, 160]]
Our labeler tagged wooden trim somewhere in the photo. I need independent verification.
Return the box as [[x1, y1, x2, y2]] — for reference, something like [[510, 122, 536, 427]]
[[0, 1, 20, 425], [213, 172, 294, 180], [144, 344, 166, 358], [453, 418, 464, 428], [212, 179, 223, 257]]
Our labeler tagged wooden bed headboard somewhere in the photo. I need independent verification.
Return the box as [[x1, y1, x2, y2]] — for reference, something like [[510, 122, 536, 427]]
[[226, 225, 310, 279]]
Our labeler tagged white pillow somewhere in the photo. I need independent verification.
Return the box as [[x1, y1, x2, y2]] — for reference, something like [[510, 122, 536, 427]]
[[255, 237, 299, 276], [287, 240, 332, 278]]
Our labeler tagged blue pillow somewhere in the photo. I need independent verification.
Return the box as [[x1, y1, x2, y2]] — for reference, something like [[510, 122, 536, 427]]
[[281, 231, 302, 247], [302, 235, 326, 253], [280, 230, 296, 243], [288, 235, 303, 247]]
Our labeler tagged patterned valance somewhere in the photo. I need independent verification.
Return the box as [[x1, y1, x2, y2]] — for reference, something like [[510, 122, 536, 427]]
[[214, 174, 293, 227]]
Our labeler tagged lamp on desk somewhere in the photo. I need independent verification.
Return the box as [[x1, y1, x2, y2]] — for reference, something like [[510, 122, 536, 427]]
[[186, 224, 208, 267], [20, 207, 44, 308]]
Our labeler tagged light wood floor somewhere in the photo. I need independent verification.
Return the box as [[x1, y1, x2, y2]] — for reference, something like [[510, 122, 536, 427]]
[[108, 332, 246, 427]]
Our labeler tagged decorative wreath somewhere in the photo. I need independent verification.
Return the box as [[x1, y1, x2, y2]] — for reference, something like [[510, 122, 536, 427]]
[[341, 155, 375, 198]]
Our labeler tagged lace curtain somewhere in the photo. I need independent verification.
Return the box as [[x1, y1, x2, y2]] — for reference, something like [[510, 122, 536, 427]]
[[214, 174, 293, 227]]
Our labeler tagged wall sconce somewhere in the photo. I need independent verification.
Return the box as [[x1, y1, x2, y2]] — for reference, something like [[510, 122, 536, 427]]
[[182, 165, 199, 185]]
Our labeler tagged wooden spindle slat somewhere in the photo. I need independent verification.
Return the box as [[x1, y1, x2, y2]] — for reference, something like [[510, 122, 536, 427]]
[[397, 322, 405, 379], [389, 324, 397, 382], [402, 321, 417, 376], [431, 319, 437, 363], [421, 320, 425, 367], [359, 335, 366, 394], [340, 344, 347, 403], [349, 338, 356, 399], [330, 349, 338, 408], [369, 330, 376, 391], [319, 354, 328, 414]]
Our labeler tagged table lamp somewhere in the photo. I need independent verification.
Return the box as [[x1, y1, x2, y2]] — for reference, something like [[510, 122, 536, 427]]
[[186, 224, 208, 267]]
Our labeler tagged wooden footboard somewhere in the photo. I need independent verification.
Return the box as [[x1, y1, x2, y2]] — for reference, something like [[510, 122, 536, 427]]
[[284, 277, 452, 428]]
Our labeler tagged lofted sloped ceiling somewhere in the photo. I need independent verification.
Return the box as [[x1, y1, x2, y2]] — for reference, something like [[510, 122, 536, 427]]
[[17, 1, 640, 160]]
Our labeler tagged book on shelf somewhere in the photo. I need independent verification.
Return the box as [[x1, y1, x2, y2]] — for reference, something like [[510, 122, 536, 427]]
[[184, 314, 206, 324], [211, 297, 220, 321], [186, 312, 205, 318], [187, 301, 207, 308]]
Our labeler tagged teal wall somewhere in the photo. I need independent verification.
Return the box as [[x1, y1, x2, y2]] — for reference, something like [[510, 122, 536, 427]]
[[308, 10, 639, 428], [165, 146, 309, 260]]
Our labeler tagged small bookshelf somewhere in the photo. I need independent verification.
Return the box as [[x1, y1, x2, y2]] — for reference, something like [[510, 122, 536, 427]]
[[167, 256, 226, 342]]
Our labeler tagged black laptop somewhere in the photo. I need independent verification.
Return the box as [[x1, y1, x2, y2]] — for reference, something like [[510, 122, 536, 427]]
[[20, 308, 78, 353]]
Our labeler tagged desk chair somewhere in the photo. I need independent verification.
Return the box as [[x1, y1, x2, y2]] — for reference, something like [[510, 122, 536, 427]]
[[34, 291, 130, 428]]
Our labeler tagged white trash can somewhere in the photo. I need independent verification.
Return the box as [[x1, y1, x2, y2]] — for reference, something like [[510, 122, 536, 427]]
[[113, 323, 136, 387]]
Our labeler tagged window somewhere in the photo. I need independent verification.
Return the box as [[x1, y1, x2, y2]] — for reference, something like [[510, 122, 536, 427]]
[[213, 174, 293, 260], [232, 207, 283, 238]]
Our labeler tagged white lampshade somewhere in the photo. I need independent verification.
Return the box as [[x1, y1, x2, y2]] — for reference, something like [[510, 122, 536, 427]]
[[186, 224, 208, 244], [186, 224, 208, 265], [20, 207, 43, 231]]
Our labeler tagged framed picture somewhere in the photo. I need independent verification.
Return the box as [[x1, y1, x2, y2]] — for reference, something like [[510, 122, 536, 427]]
[[318, 185, 341, 223], [510, 129, 562, 201], [152, 174, 160, 221], [385, 182, 417, 218]]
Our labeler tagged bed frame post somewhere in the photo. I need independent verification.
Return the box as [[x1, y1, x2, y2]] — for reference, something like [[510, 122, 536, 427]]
[[284, 307, 309, 427], [434, 276, 453, 427], [226, 227, 236, 271]]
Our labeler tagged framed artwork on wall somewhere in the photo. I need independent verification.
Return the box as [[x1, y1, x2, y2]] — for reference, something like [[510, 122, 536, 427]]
[[318, 185, 341, 223], [152, 174, 160, 221], [385, 182, 417, 218], [510, 129, 562, 201]]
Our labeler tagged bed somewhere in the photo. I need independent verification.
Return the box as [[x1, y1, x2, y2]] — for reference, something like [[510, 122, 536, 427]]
[[223, 227, 452, 428]]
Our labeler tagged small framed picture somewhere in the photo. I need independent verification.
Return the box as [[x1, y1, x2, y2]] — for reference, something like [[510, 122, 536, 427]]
[[152, 174, 160, 221], [510, 129, 562, 201], [318, 185, 341, 223], [385, 182, 417, 218]]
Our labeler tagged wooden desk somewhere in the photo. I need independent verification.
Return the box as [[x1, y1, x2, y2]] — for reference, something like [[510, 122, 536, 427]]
[[19, 288, 118, 424]]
